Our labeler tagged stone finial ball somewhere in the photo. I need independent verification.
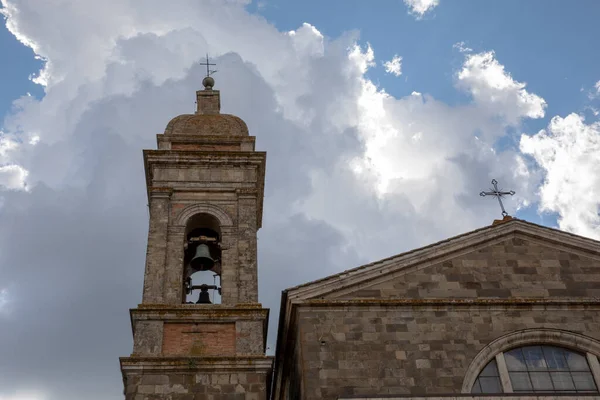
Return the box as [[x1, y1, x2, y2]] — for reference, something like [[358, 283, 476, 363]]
[[202, 76, 215, 89]]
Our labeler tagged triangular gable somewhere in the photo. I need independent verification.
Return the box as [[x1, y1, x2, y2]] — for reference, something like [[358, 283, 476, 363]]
[[284, 219, 600, 302], [272, 219, 600, 397]]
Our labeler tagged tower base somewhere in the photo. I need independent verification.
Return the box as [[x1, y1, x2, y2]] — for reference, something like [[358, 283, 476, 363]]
[[120, 356, 273, 400]]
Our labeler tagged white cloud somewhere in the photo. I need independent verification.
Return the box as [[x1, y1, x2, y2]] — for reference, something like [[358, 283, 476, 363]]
[[457, 51, 547, 124], [589, 80, 600, 99], [453, 41, 472, 53], [383, 54, 402, 76], [520, 113, 600, 239], [0, 0, 547, 398], [403, 0, 439, 18], [0, 165, 28, 190]]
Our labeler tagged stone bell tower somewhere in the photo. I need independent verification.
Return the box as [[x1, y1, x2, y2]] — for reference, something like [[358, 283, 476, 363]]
[[120, 74, 273, 399]]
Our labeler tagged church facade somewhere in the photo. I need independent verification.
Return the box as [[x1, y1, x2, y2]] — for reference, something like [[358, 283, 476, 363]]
[[120, 81, 600, 400]]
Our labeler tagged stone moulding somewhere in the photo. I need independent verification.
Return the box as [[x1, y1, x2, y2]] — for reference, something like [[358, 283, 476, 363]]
[[173, 202, 234, 227], [120, 356, 274, 373], [299, 298, 600, 308], [130, 306, 269, 321], [143, 150, 266, 228], [461, 328, 600, 393], [128, 305, 270, 337], [157, 134, 256, 146]]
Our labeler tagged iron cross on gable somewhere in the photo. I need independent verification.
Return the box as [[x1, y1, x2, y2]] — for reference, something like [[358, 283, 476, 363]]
[[479, 179, 515, 217], [199, 54, 217, 77]]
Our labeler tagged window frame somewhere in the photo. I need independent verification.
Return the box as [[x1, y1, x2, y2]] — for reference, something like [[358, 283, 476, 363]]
[[461, 329, 600, 393]]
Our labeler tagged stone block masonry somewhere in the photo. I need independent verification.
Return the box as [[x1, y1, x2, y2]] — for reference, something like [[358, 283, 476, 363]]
[[294, 303, 600, 399], [123, 370, 269, 400]]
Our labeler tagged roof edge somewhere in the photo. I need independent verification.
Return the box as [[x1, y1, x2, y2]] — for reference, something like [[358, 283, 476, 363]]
[[284, 219, 600, 301]]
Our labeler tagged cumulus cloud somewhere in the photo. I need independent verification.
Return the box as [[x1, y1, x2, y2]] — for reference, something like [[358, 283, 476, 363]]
[[520, 113, 600, 239], [457, 51, 546, 124], [383, 54, 402, 76], [0, 0, 546, 399], [0, 164, 28, 190], [403, 0, 439, 18]]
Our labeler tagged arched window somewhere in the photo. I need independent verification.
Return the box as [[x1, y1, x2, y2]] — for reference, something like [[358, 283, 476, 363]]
[[472, 345, 599, 393]]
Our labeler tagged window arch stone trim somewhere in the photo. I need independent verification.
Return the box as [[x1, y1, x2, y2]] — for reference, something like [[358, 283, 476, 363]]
[[173, 203, 234, 227], [461, 328, 600, 393]]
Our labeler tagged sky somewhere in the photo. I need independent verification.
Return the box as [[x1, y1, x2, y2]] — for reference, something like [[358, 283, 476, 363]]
[[0, 0, 599, 398]]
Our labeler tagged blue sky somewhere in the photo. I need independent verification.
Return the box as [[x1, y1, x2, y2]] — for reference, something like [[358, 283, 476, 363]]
[[1, 1, 600, 399], [251, 0, 600, 115]]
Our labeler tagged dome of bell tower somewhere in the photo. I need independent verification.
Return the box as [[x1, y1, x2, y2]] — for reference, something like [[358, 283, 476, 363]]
[[163, 77, 249, 136]]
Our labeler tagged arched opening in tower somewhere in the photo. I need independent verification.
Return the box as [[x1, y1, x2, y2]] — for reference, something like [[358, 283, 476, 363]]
[[183, 213, 222, 304]]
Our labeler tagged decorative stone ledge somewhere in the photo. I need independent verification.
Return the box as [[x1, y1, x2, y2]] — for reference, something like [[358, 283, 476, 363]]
[[120, 356, 274, 373], [131, 305, 268, 323], [299, 298, 600, 310]]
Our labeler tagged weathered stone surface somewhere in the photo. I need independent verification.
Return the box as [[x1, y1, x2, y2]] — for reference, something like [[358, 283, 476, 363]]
[[293, 305, 600, 399], [236, 321, 265, 355], [123, 370, 269, 400], [338, 237, 600, 300], [133, 321, 163, 356]]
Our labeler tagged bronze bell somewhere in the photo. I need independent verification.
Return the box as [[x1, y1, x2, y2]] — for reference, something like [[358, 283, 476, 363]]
[[196, 286, 212, 304], [190, 243, 215, 272]]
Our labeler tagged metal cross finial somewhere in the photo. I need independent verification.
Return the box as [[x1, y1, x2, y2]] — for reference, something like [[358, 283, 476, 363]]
[[480, 179, 515, 217], [199, 54, 217, 77]]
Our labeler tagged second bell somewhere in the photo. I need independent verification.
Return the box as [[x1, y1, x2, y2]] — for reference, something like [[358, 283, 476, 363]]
[[190, 243, 215, 271]]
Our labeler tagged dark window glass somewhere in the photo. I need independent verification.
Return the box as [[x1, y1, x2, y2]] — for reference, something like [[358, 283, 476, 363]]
[[522, 346, 548, 370], [505, 348, 528, 371], [566, 352, 589, 371], [573, 372, 597, 391], [510, 371, 533, 391], [476, 345, 598, 394], [543, 346, 568, 370], [480, 360, 499, 377], [507, 346, 597, 393], [479, 377, 502, 393], [550, 371, 575, 390], [530, 371, 553, 390], [471, 359, 501, 394]]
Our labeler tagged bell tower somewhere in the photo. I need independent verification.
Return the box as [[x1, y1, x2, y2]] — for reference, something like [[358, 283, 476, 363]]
[[120, 74, 273, 399]]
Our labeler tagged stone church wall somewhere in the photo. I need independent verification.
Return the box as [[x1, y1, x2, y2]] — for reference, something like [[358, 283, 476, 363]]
[[336, 237, 600, 300], [295, 305, 600, 399]]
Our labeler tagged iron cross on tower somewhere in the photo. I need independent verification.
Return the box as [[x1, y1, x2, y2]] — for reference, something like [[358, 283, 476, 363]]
[[200, 54, 217, 77], [479, 179, 515, 217]]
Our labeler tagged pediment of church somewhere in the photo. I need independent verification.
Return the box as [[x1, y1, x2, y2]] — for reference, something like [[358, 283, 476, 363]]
[[284, 219, 600, 302]]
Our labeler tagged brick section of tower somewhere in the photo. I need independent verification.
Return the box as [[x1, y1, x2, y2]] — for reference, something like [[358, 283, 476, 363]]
[[120, 83, 273, 400]]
